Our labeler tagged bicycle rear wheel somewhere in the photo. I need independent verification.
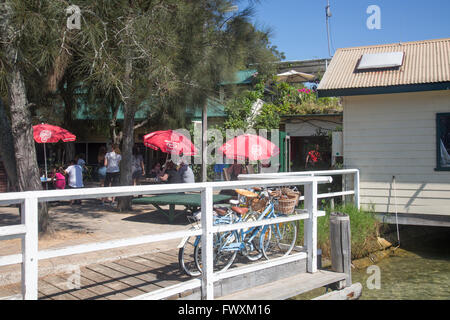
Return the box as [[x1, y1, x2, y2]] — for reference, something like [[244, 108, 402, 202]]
[[178, 235, 201, 277], [194, 230, 238, 273], [261, 221, 297, 260]]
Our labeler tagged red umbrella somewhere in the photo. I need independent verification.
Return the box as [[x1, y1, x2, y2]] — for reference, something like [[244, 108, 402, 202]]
[[219, 134, 280, 161], [143, 130, 198, 156], [33, 124, 76, 143], [33, 124, 76, 178]]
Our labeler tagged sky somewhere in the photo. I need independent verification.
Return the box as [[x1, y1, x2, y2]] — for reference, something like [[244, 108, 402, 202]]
[[251, 0, 450, 61]]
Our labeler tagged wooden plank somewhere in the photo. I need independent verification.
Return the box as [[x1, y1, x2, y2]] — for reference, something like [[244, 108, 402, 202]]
[[85, 264, 147, 297], [82, 265, 145, 298], [100, 261, 163, 294], [44, 274, 98, 300], [112, 259, 167, 290], [128, 255, 182, 287], [38, 278, 78, 300], [217, 270, 347, 300], [78, 272, 130, 300]]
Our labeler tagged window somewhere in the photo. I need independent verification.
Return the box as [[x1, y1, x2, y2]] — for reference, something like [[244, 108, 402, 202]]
[[436, 113, 450, 170]]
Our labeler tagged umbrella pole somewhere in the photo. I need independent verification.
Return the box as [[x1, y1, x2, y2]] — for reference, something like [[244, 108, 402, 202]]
[[44, 143, 47, 179]]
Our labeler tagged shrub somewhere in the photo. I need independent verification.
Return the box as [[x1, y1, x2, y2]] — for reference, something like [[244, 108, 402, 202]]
[[296, 203, 380, 260]]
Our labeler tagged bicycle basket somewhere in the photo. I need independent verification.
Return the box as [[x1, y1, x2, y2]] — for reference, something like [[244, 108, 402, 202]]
[[251, 198, 267, 212], [274, 197, 297, 215]]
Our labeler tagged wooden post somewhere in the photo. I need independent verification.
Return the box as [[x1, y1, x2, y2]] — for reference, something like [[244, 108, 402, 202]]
[[201, 187, 214, 299], [21, 197, 39, 300], [329, 212, 352, 288]]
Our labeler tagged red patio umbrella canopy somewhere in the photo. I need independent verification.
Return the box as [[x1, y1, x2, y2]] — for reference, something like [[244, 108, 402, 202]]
[[143, 130, 198, 156], [33, 124, 76, 143], [219, 134, 280, 161]]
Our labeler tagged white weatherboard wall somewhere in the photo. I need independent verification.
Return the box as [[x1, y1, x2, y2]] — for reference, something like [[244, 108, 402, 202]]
[[343, 90, 450, 216]]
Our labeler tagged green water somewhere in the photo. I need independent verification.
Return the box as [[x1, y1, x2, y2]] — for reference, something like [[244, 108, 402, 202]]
[[295, 227, 450, 300]]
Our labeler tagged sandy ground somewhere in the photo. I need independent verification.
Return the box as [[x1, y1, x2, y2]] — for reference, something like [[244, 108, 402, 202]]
[[0, 198, 194, 286]]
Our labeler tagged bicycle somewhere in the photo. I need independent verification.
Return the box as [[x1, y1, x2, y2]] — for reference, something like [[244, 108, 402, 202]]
[[177, 205, 237, 277], [194, 189, 298, 273]]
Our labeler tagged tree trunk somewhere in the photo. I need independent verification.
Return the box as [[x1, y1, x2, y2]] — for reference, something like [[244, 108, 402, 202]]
[[1, 3, 50, 233], [8, 63, 50, 233], [117, 55, 135, 212], [0, 98, 18, 191], [117, 101, 136, 212]]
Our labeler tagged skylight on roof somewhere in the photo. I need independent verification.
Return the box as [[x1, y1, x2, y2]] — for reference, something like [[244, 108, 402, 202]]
[[357, 52, 404, 70]]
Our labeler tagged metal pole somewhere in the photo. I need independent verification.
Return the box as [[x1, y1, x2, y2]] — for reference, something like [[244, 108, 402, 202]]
[[43, 143, 47, 179]]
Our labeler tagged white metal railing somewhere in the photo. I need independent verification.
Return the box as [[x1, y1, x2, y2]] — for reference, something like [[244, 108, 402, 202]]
[[0, 174, 335, 300], [239, 169, 360, 210]]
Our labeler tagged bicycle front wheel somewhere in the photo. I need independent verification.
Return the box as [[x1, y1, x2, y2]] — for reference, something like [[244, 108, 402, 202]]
[[194, 230, 238, 273], [262, 221, 297, 260], [178, 235, 201, 277]]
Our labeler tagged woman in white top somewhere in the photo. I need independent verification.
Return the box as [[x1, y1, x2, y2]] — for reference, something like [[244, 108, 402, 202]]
[[103, 144, 122, 204]]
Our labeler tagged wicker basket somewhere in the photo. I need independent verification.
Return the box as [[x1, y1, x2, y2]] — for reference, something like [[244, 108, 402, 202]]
[[274, 197, 297, 215], [251, 198, 267, 212], [234, 189, 258, 198], [286, 191, 300, 207]]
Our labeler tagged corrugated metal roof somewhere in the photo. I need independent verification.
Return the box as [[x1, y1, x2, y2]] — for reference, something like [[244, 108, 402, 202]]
[[318, 38, 450, 91]]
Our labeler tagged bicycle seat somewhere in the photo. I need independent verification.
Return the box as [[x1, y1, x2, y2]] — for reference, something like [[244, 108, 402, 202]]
[[214, 207, 228, 216], [253, 187, 262, 192], [231, 207, 249, 216]]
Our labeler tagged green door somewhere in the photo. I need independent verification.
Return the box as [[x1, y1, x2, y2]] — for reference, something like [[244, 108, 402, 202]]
[[279, 131, 290, 172]]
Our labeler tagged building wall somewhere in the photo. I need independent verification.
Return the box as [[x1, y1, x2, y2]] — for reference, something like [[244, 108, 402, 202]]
[[343, 90, 450, 216]]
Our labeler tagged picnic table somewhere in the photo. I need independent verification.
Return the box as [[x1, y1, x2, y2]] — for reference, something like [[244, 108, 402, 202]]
[[132, 193, 233, 223]]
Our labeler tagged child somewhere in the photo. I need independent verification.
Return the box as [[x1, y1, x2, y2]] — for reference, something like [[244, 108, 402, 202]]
[[51, 166, 66, 190]]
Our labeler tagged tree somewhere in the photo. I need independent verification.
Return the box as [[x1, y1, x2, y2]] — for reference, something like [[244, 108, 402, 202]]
[[0, 1, 69, 232]]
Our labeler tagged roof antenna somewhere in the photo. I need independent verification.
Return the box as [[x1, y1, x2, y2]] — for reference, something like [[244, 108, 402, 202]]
[[326, 0, 333, 58]]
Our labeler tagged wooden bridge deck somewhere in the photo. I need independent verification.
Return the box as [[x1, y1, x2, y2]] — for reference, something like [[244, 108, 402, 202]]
[[0, 250, 192, 300], [0, 248, 345, 300]]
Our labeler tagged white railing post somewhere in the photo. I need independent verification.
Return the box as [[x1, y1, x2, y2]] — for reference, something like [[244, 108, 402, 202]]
[[304, 181, 318, 273], [21, 197, 39, 300], [354, 170, 360, 210], [200, 186, 214, 300]]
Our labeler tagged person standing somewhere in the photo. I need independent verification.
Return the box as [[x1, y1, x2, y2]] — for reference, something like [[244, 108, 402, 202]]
[[132, 145, 145, 186], [65, 160, 84, 205], [104, 144, 122, 204], [305, 144, 322, 170]]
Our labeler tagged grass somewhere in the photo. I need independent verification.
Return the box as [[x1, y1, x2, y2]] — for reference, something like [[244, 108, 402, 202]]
[[296, 203, 381, 260]]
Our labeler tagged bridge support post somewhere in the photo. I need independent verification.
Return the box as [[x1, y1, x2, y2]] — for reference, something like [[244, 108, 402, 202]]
[[330, 212, 352, 288], [304, 180, 318, 273], [22, 197, 39, 300], [200, 187, 214, 300]]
